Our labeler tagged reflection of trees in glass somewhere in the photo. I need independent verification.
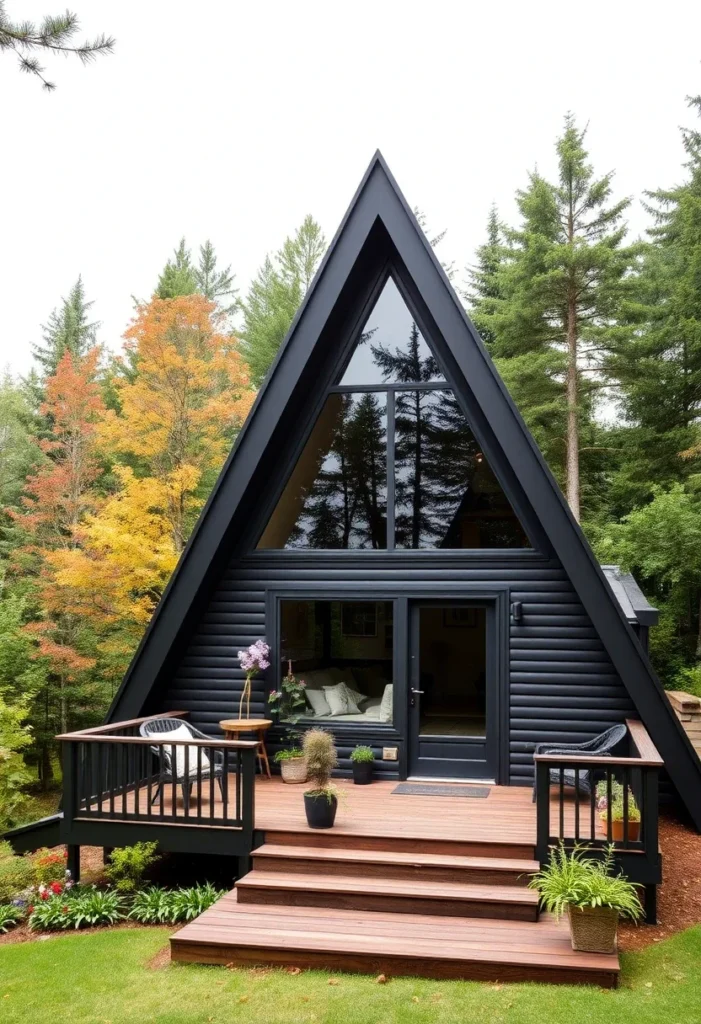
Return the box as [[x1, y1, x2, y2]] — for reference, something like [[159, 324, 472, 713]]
[[396, 389, 528, 549], [371, 321, 442, 384], [289, 393, 387, 549]]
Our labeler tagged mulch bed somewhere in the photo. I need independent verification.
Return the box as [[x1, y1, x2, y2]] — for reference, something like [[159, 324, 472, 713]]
[[619, 810, 701, 951]]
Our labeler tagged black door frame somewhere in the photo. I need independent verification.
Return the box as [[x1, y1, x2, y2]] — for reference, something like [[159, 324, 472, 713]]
[[266, 583, 511, 784]]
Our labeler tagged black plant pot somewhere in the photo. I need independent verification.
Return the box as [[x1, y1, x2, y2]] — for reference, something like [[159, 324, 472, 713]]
[[304, 792, 338, 829], [352, 761, 373, 785]]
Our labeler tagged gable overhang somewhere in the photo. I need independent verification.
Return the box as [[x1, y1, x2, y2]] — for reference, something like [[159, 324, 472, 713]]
[[107, 152, 701, 830]]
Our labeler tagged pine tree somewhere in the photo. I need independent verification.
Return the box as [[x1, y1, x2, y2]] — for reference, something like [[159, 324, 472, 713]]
[[464, 205, 504, 349], [478, 116, 635, 520], [194, 240, 237, 311], [32, 276, 99, 378], [155, 238, 197, 299], [240, 217, 326, 386], [611, 94, 701, 503]]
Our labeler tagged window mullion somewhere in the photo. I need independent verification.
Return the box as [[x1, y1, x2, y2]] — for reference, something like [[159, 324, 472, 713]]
[[386, 390, 395, 550]]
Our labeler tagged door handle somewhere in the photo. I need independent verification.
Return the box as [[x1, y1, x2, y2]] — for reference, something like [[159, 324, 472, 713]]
[[410, 688, 424, 695]]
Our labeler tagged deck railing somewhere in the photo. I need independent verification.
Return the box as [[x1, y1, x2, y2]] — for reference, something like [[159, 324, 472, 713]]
[[58, 712, 257, 833], [534, 718, 662, 922]]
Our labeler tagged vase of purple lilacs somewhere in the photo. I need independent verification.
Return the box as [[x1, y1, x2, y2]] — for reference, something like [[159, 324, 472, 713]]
[[237, 640, 270, 718]]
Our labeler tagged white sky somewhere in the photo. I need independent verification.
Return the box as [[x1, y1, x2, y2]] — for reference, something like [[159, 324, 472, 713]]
[[2, 0, 701, 377]]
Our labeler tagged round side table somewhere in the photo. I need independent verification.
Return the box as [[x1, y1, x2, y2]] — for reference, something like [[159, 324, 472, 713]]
[[219, 718, 273, 778]]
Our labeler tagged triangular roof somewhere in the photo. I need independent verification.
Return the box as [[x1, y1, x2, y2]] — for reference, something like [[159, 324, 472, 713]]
[[109, 151, 701, 829]]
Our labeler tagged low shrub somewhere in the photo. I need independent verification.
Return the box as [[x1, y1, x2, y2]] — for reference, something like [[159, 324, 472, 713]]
[[0, 850, 35, 902], [0, 902, 25, 933], [169, 883, 225, 922], [29, 888, 125, 931], [104, 842, 160, 894], [274, 747, 304, 762], [129, 887, 173, 924], [29, 846, 68, 885]]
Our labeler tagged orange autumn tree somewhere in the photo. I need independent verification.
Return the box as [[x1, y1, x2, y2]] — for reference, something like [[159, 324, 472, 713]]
[[15, 347, 107, 751], [50, 295, 256, 684], [101, 294, 255, 552]]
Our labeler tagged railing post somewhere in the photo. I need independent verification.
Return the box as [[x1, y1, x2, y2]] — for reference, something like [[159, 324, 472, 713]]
[[242, 747, 256, 838], [62, 740, 77, 825], [535, 758, 550, 863]]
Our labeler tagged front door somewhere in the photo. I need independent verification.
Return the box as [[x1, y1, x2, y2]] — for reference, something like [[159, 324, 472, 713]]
[[408, 602, 496, 780]]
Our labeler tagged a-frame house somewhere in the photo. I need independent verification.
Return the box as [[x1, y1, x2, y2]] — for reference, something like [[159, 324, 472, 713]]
[[9, 153, 701, 985]]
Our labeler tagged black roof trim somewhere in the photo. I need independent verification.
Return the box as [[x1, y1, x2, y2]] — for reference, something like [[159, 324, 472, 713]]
[[601, 566, 660, 627], [106, 151, 701, 829]]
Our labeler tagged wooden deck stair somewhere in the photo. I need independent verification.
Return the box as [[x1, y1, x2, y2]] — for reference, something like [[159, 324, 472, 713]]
[[170, 830, 621, 986]]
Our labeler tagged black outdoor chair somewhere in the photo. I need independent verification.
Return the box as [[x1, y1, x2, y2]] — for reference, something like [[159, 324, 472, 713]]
[[531, 722, 628, 802], [139, 717, 226, 812]]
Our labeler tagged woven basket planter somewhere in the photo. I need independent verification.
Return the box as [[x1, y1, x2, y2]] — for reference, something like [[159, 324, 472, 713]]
[[280, 756, 307, 784], [567, 905, 619, 953]]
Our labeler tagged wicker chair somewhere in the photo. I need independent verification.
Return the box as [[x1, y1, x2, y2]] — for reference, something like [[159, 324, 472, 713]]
[[139, 717, 226, 812], [531, 723, 628, 802]]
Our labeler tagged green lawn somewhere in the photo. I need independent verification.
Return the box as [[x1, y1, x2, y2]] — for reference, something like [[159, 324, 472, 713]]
[[2, 926, 701, 1024]]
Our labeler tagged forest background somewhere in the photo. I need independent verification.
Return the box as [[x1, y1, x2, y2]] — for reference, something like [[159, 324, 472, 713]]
[[2, 94, 701, 826]]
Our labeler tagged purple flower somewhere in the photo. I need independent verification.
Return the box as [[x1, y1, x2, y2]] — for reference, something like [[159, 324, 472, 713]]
[[238, 639, 270, 674]]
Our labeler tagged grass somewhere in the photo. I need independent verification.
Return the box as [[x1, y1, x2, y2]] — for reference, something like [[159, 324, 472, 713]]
[[1, 925, 701, 1023]]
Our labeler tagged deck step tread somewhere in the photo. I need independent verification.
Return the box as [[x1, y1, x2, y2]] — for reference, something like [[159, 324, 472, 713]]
[[171, 892, 619, 983], [253, 843, 538, 874], [236, 869, 539, 905]]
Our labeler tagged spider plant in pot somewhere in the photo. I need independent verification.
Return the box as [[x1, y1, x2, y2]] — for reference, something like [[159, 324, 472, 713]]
[[350, 745, 374, 785], [528, 843, 643, 953], [268, 665, 308, 783], [302, 728, 338, 828]]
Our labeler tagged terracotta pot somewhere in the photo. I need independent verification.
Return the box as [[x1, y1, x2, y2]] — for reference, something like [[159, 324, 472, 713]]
[[280, 756, 307, 784], [568, 904, 619, 954], [599, 814, 641, 842]]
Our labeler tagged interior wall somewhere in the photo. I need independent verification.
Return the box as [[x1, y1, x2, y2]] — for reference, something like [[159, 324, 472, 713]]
[[418, 606, 486, 709]]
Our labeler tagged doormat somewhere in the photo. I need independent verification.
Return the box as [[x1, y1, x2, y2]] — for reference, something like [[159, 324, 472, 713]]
[[392, 783, 490, 798]]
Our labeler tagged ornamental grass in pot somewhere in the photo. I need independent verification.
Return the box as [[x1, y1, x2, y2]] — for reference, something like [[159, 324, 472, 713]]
[[528, 843, 643, 953], [302, 729, 338, 829], [350, 745, 374, 785], [596, 782, 641, 842]]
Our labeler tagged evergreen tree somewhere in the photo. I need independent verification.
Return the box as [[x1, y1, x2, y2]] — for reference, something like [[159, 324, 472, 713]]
[[240, 217, 326, 386], [464, 205, 504, 348], [32, 276, 99, 378], [610, 94, 701, 505], [194, 240, 237, 311], [155, 238, 197, 299], [477, 116, 635, 520]]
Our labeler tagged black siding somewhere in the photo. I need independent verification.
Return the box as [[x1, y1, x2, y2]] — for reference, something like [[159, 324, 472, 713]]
[[159, 555, 634, 785]]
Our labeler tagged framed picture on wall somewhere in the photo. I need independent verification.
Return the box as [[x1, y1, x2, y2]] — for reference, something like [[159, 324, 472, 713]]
[[443, 607, 478, 628], [341, 602, 378, 637]]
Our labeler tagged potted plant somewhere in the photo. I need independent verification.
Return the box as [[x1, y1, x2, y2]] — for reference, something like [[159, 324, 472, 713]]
[[268, 663, 308, 783], [302, 729, 338, 829], [274, 747, 307, 784], [528, 843, 643, 953], [596, 781, 641, 841], [350, 745, 374, 785]]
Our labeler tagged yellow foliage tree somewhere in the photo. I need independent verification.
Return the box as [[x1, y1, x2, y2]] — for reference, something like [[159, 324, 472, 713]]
[[101, 294, 255, 551]]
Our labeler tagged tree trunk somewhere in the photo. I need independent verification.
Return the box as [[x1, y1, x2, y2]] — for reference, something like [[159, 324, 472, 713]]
[[566, 291, 580, 522]]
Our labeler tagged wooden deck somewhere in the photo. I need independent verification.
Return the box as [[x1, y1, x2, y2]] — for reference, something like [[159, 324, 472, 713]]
[[169, 777, 620, 986]]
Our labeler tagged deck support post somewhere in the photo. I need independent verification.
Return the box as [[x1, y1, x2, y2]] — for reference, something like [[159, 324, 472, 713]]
[[535, 760, 550, 863], [644, 884, 657, 925], [67, 844, 81, 884], [103, 847, 114, 865]]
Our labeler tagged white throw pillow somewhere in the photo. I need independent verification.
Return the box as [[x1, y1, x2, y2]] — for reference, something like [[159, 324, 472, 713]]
[[305, 686, 332, 717], [323, 682, 362, 716], [160, 724, 211, 778], [379, 684, 393, 723]]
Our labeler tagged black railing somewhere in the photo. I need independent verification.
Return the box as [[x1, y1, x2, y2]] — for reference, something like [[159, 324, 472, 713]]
[[534, 719, 662, 922], [59, 712, 257, 833]]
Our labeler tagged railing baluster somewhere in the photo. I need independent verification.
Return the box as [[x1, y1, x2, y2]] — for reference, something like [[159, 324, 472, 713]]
[[574, 767, 580, 840], [171, 744, 177, 820], [236, 750, 241, 825], [134, 740, 140, 818], [589, 777, 596, 841], [108, 742, 115, 817], [606, 771, 612, 842], [184, 744, 190, 819], [558, 767, 564, 839], [623, 766, 630, 847], [209, 746, 215, 821], [222, 746, 229, 822], [146, 747, 152, 818]]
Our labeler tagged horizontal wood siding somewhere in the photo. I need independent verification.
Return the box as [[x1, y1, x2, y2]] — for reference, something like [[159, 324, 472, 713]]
[[160, 557, 634, 784]]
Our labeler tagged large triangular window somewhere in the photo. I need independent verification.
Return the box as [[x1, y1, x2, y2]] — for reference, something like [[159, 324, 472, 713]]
[[257, 277, 531, 550]]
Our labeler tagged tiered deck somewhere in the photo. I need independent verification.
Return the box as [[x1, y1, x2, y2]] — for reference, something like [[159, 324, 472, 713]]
[[171, 779, 620, 987]]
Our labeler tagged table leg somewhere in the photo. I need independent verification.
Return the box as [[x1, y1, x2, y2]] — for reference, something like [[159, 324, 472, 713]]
[[258, 729, 272, 779]]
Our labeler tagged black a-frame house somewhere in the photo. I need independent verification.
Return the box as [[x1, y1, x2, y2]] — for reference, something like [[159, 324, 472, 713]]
[[99, 152, 700, 825], [9, 155, 701, 885]]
